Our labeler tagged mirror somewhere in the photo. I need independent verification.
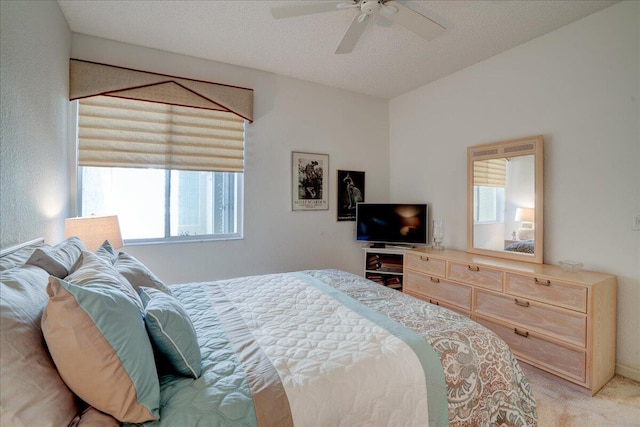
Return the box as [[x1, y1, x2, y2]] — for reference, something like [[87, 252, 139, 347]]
[[467, 136, 543, 264]]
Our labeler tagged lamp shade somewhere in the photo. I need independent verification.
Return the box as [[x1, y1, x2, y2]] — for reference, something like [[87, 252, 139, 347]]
[[64, 215, 123, 251], [514, 207, 535, 223]]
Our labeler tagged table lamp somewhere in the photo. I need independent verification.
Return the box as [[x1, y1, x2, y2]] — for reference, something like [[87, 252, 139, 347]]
[[64, 215, 123, 251]]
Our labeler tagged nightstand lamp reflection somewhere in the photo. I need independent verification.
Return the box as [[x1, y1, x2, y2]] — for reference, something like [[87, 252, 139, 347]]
[[515, 208, 534, 241]]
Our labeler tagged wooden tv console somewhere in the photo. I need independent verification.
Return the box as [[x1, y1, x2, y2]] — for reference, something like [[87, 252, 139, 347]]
[[403, 247, 617, 395]]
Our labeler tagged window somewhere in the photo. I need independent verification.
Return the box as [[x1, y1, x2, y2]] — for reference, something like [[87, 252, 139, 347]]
[[473, 157, 507, 224], [74, 96, 244, 244], [473, 186, 505, 223], [80, 167, 242, 242]]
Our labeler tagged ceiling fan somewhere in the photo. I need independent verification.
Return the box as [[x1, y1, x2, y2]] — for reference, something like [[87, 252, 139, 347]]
[[270, 0, 445, 54]]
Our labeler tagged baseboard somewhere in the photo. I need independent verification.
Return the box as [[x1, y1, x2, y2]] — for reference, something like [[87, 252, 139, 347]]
[[616, 363, 640, 382]]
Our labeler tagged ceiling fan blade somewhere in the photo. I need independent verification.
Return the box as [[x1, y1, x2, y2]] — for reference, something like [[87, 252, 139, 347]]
[[335, 13, 370, 54], [271, 1, 345, 19], [383, 1, 444, 41]]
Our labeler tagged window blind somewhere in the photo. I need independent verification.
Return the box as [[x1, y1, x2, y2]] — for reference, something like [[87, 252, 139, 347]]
[[473, 158, 507, 187], [78, 96, 245, 173]]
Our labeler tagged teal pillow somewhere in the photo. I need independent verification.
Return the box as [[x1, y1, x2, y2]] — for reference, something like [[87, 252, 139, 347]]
[[94, 240, 117, 265], [67, 251, 144, 313], [42, 278, 160, 422], [139, 287, 201, 379]]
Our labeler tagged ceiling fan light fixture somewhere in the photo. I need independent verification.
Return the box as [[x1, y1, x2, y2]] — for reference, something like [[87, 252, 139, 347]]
[[380, 3, 398, 18], [270, 0, 445, 54], [360, 0, 381, 15], [337, 2, 359, 10]]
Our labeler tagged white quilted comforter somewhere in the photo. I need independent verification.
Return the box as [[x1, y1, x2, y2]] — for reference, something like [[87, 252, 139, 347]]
[[218, 271, 440, 426]]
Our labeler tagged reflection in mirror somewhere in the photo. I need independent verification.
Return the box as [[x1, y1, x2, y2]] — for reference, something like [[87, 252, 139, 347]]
[[473, 155, 534, 250], [467, 136, 543, 264]]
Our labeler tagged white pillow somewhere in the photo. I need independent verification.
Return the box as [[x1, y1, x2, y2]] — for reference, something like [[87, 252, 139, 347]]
[[0, 265, 80, 426]]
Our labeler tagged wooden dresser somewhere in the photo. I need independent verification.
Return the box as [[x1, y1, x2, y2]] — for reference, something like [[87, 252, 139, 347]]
[[403, 247, 617, 395]]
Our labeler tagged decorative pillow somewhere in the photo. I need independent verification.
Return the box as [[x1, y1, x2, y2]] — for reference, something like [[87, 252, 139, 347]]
[[67, 251, 143, 312], [48, 236, 87, 271], [139, 287, 201, 378], [115, 252, 172, 295], [0, 265, 80, 426], [42, 277, 160, 422], [25, 248, 69, 277], [94, 240, 117, 265], [22, 236, 89, 277]]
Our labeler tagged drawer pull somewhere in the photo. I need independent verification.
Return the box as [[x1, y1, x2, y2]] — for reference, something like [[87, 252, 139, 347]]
[[467, 265, 480, 272], [514, 298, 530, 307], [420, 256, 430, 261], [514, 328, 530, 338], [429, 299, 439, 306], [430, 277, 440, 283], [534, 277, 551, 286]]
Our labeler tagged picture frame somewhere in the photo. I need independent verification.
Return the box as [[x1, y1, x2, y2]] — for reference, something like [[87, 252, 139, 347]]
[[337, 170, 365, 221], [292, 152, 329, 211]]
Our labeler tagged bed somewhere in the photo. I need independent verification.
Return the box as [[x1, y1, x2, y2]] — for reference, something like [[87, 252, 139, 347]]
[[505, 240, 535, 254], [0, 237, 537, 427]]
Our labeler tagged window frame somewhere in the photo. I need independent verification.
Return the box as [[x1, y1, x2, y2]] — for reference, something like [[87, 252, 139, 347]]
[[70, 101, 244, 246]]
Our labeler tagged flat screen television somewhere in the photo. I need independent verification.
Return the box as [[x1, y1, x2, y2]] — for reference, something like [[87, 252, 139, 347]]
[[356, 203, 428, 247]]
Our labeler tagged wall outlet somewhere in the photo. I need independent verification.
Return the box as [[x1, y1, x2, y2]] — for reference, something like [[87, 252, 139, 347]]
[[634, 214, 640, 231]]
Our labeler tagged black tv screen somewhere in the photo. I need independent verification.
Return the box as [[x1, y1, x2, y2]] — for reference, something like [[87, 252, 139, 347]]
[[356, 203, 428, 246]]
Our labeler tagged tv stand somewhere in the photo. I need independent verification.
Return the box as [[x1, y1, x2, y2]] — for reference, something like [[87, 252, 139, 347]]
[[362, 246, 406, 291], [368, 243, 415, 249]]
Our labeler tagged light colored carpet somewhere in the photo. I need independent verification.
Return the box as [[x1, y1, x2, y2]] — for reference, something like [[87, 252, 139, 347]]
[[521, 363, 640, 426]]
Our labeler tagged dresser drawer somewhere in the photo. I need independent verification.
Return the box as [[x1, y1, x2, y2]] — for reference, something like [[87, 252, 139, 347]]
[[476, 315, 586, 384], [448, 261, 503, 292], [475, 290, 586, 347], [404, 252, 446, 277], [404, 270, 471, 310], [506, 273, 587, 312], [404, 291, 471, 318]]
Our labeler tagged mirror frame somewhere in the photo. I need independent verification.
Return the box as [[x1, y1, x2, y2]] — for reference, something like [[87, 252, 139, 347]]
[[467, 135, 544, 264]]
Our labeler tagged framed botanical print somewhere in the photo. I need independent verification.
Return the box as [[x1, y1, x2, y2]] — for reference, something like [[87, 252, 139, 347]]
[[337, 170, 365, 221], [292, 152, 329, 211]]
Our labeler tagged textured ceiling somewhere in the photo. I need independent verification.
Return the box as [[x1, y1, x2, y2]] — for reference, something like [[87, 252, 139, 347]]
[[57, 0, 619, 99]]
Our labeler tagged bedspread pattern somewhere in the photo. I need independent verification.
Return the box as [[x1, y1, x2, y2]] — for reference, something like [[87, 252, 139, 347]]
[[303, 269, 537, 427]]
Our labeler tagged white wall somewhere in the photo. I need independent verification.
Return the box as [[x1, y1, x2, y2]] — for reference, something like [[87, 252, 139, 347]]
[[70, 35, 390, 283], [389, 1, 640, 379], [0, 0, 71, 245]]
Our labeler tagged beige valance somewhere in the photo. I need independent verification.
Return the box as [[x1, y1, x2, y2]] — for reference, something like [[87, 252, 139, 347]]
[[474, 158, 507, 187], [78, 96, 245, 173], [70, 59, 253, 122]]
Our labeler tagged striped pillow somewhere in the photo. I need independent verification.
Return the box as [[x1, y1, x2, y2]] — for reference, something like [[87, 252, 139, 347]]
[[139, 287, 201, 378]]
